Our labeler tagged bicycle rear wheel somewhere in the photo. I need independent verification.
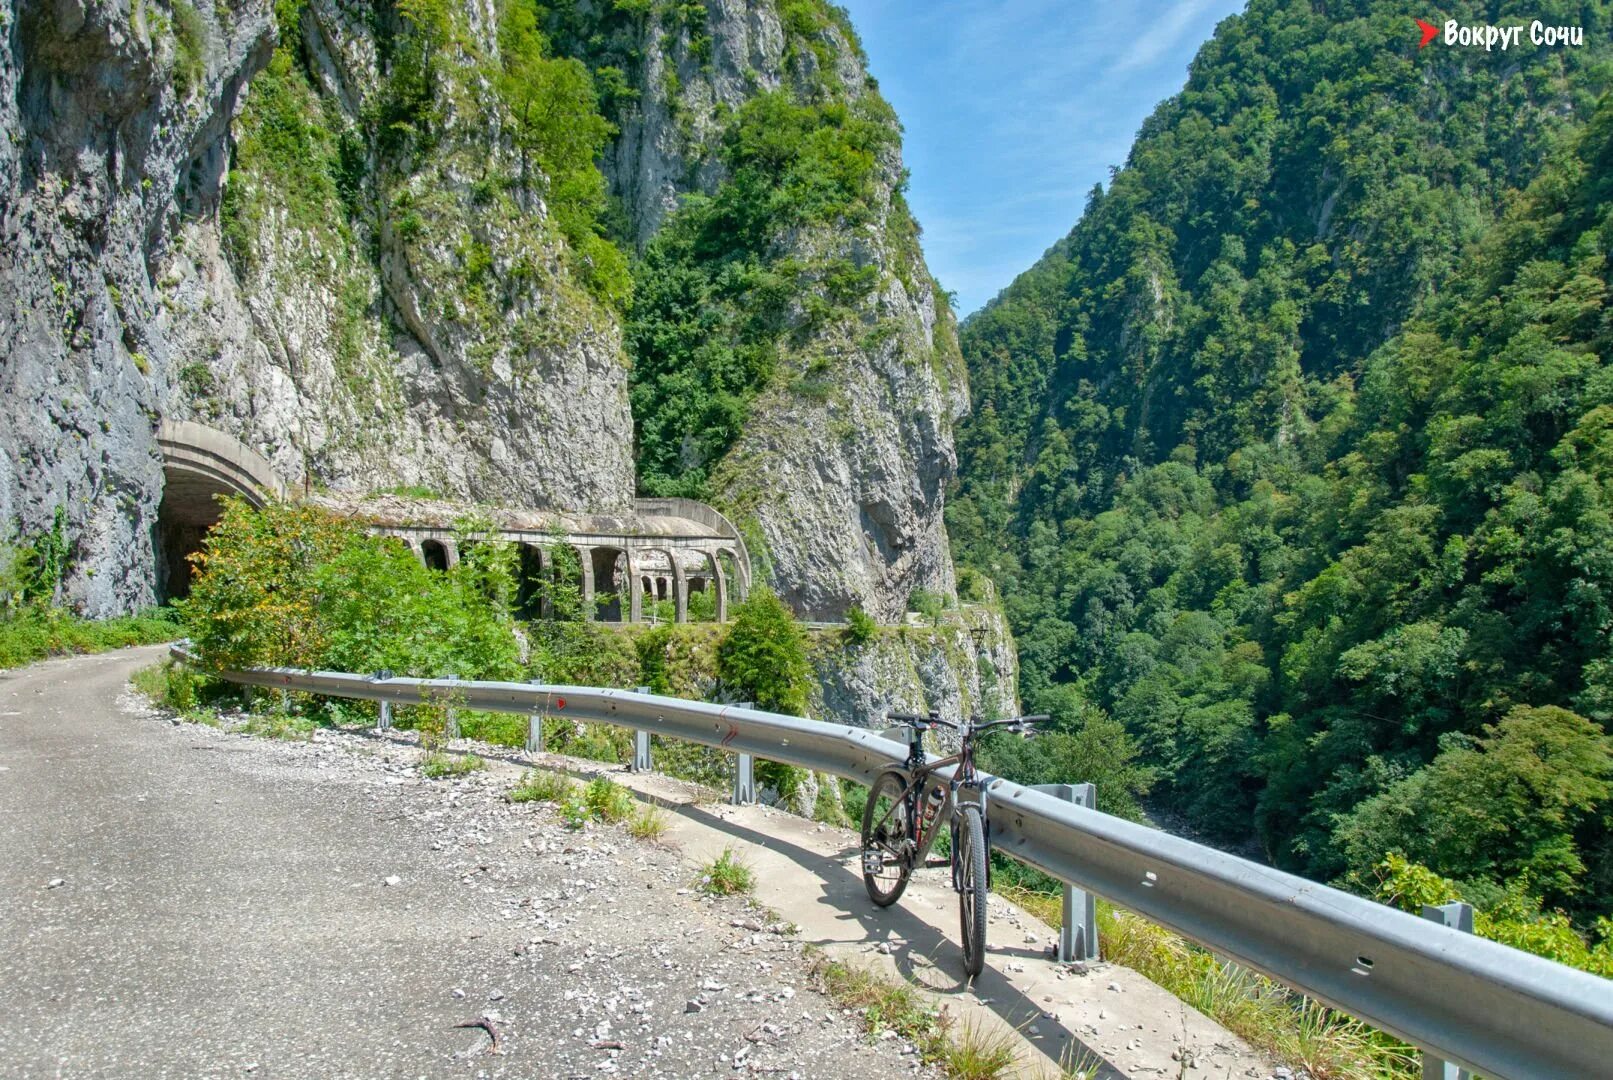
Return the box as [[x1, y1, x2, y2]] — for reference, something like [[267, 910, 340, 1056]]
[[957, 804, 988, 977], [861, 770, 914, 907]]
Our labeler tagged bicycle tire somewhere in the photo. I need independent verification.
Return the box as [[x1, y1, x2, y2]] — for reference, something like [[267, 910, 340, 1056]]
[[957, 804, 988, 977], [861, 770, 914, 907]]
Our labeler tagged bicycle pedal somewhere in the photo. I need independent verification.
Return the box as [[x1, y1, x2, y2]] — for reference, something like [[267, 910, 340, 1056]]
[[863, 852, 887, 875]]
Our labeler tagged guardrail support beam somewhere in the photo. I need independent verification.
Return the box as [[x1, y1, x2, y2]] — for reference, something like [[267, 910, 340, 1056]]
[[444, 674, 459, 739], [733, 754, 755, 805], [1421, 902, 1475, 1080], [374, 670, 393, 731], [1033, 782, 1099, 963], [526, 679, 544, 754], [632, 687, 653, 772]]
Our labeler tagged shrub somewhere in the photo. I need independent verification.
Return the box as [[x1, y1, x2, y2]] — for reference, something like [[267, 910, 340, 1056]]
[[582, 776, 635, 823], [0, 608, 183, 670], [841, 604, 876, 646], [717, 588, 810, 715], [183, 501, 521, 681], [907, 588, 945, 625]]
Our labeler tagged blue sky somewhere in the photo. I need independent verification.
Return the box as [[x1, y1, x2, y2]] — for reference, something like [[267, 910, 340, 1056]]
[[839, 0, 1246, 316]]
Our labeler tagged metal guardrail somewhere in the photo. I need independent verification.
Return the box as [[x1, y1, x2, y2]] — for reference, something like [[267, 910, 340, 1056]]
[[170, 645, 1613, 1079]]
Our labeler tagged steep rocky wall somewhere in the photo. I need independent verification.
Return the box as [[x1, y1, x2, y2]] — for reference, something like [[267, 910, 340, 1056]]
[[562, 0, 970, 623], [0, 0, 275, 615], [809, 604, 1020, 731], [2, 0, 637, 615], [159, 0, 636, 508]]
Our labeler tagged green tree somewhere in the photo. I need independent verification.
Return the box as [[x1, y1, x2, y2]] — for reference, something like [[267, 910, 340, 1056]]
[[716, 588, 810, 715], [1335, 706, 1612, 904]]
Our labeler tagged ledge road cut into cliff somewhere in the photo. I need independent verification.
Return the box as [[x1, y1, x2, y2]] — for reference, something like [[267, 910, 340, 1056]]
[[0, 647, 1272, 1079]]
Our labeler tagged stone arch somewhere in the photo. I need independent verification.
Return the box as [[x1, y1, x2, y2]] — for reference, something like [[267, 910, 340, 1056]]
[[703, 549, 730, 623], [420, 539, 451, 572], [588, 546, 626, 622], [638, 546, 688, 624], [155, 420, 289, 601]]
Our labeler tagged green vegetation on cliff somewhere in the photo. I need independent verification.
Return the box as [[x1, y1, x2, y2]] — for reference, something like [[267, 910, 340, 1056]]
[[950, 0, 1613, 955], [0, 515, 181, 668], [544, 0, 929, 500], [628, 87, 899, 496]]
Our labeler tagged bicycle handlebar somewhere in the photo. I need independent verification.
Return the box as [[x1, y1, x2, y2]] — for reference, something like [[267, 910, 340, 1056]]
[[884, 713, 1047, 735]]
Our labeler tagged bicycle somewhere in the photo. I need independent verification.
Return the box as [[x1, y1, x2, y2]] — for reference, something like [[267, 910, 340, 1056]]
[[859, 711, 1046, 976]]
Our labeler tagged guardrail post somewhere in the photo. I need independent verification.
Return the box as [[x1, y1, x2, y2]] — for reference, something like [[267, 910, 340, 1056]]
[[730, 701, 755, 805], [1420, 902, 1475, 1080], [525, 678, 543, 754], [733, 753, 755, 805], [444, 674, 460, 739], [374, 670, 393, 731], [632, 686, 653, 772], [1033, 782, 1099, 962]]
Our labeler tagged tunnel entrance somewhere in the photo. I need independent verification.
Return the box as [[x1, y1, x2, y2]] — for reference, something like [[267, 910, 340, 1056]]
[[154, 420, 290, 603], [155, 471, 237, 603]]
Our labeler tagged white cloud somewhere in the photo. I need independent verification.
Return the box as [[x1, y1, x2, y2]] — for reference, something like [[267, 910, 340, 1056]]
[[1109, 0, 1219, 74]]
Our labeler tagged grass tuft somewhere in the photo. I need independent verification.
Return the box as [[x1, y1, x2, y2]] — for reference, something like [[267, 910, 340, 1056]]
[[240, 709, 316, 740], [941, 1019, 1018, 1080], [507, 768, 573, 804], [420, 751, 484, 778], [697, 846, 754, 896], [811, 952, 1025, 1079], [627, 803, 670, 841]]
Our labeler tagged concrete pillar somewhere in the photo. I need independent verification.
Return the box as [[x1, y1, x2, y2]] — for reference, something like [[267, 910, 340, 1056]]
[[671, 555, 688, 624], [409, 540, 426, 567], [442, 538, 460, 569], [576, 545, 595, 621], [627, 549, 643, 623], [707, 550, 728, 623], [537, 546, 552, 620]]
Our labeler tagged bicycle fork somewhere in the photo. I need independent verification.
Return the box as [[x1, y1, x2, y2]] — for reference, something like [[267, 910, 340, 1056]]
[[950, 782, 990, 892]]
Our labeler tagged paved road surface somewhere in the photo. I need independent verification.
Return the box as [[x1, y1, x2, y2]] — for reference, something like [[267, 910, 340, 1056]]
[[0, 647, 925, 1079]]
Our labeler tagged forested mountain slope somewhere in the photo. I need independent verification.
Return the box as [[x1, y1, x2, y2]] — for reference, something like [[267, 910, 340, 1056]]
[[952, 0, 1613, 927]]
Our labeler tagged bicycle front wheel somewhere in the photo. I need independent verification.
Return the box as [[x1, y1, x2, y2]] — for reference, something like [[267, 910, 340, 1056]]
[[861, 770, 914, 907], [957, 804, 988, 977]]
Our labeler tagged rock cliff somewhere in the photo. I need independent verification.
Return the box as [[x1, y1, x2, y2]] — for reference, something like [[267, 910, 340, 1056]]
[[1, 0, 275, 615], [551, 0, 969, 623]]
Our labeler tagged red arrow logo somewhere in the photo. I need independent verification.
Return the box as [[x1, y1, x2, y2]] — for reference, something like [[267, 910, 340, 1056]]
[[1417, 18, 1439, 48]]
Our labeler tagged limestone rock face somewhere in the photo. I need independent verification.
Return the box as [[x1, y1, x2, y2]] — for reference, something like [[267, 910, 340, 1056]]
[[159, 0, 637, 510], [590, 1, 970, 623], [811, 605, 1021, 732], [1, 0, 636, 614], [0, 0, 275, 615]]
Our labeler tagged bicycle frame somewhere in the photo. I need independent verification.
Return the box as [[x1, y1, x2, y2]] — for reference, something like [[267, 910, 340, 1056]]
[[867, 726, 993, 889]]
